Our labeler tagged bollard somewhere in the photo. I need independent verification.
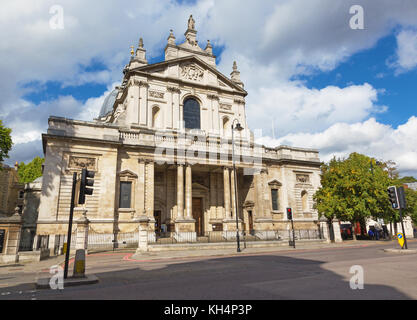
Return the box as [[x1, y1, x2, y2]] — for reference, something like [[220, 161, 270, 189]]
[[73, 249, 86, 278]]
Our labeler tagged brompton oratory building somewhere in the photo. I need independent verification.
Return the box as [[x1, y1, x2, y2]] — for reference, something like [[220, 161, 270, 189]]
[[37, 17, 321, 244]]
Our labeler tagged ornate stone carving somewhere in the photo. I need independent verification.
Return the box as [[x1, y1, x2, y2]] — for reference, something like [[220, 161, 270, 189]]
[[296, 174, 310, 183], [220, 103, 232, 110], [69, 156, 96, 170], [180, 64, 204, 82], [149, 91, 164, 99], [233, 97, 245, 104], [167, 86, 181, 93], [207, 94, 219, 100], [139, 81, 149, 87]]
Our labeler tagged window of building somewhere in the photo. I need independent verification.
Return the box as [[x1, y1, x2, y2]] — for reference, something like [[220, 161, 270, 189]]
[[119, 181, 132, 208], [271, 189, 279, 211], [18, 190, 24, 199], [183, 98, 200, 129]]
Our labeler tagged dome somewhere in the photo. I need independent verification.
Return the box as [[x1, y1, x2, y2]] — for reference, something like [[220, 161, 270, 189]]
[[98, 89, 118, 118]]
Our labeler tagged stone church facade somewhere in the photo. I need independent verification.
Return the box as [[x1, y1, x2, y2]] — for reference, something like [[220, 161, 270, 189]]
[[36, 17, 321, 245]]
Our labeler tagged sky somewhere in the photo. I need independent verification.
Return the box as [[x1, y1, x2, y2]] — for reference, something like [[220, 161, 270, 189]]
[[1, 0, 417, 177]]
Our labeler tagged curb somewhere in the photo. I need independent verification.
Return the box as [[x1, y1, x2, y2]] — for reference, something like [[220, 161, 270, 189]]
[[36, 274, 99, 289]]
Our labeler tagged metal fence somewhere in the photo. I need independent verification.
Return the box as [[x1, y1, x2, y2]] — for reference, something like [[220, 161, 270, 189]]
[[87, 232, 140, 250], [147, 229, 323, 245]]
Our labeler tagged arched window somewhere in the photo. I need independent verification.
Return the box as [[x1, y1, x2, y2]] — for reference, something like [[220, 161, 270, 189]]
[[183, 98, 200, 129], [301, 190, 308, 212], [152, 106, 161, 128]]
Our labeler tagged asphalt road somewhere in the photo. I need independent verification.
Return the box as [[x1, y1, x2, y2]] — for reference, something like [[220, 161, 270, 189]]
[[1, 241, 417, 300]]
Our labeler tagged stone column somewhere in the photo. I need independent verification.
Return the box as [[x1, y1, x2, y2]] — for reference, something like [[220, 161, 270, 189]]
[[255, 171, 264, 218], [145, 161, 154, 221], [136, 217, 150, 253], [139, 81, 149, 126], [230, 168, 236, 219], [177, 164, 184, 219], [185, 164, 192, 219], [319, 216, 331, 243], [75, 212, 89, 253], [172, 88, 180, 130], [209, 172, 217, 220], [223, 167, 231, 219], [166, 87, 173, 129], [332, 218, 343, 242], [136, 159, 146, 218]]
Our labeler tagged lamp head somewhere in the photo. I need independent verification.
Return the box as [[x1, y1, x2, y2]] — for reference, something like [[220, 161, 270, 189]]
[[234, 122, 244, 131]]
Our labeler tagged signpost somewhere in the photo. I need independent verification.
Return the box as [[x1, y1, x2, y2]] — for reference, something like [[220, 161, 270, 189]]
[[287, 208, 295, 248], [387, 186, 408, 250], [397, 233, 405, 249]]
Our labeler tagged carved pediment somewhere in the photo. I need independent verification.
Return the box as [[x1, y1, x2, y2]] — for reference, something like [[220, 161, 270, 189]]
[[268, 179, 282, 187], [118, 169, 138, 178], [180, 63, 204, 82]]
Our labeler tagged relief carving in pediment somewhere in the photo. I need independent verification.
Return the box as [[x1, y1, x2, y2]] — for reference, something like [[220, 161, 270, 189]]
[[180, 63, 204, 82]]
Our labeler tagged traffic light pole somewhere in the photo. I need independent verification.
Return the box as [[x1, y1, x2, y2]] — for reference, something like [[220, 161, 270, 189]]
[[64, 172, 77, 279], [291, 219, 296, 249], [399, 208, 408, 250]]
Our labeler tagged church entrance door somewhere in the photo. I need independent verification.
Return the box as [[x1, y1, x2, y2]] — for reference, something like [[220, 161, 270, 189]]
[[192, 198, 203, 236]]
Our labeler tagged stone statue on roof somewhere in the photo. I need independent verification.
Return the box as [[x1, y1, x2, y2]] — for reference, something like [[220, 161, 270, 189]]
[[188, 15, 195, 30]]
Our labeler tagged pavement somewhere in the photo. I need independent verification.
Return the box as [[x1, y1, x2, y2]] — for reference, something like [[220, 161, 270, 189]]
[[0, 238, 416, 299]]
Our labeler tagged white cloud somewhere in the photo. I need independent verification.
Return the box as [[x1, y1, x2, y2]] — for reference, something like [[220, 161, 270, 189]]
[[257, 116, 417, 176], [246, 82, 387, 137], [392, 28, 417, 73], [1, 0, 417, 177]]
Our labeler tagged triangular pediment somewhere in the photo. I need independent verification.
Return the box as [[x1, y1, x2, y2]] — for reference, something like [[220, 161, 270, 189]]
[[130, 55, 247, 95], [268, 179, 282, 187]]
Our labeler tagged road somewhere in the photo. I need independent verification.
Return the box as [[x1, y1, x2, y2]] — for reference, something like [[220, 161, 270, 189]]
[[1, 240, 416, 300]]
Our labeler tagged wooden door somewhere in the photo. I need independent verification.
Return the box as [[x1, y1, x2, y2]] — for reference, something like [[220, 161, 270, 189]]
[[192, 198, 203, 236]]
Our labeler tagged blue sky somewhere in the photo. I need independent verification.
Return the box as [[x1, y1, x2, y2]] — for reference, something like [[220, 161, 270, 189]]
[[295, 32, 417, 128], [1, 0, 417, 177]]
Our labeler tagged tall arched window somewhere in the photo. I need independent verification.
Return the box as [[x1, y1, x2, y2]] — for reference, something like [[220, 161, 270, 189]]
[[183, 98, 200, 129]]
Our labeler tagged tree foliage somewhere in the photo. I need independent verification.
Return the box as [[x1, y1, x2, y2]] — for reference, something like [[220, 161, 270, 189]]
[[313, 153, 393, 224], [0, 120, 12, 166], [403, 188, 417, 225], [17, 156, 44, 183]]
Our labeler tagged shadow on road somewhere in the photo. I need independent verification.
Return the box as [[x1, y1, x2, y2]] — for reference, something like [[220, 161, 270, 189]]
[[0, 253, 412, 300]]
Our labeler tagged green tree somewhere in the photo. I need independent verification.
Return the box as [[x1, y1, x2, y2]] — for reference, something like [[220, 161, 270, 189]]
[[403, 188, 417, 226], [398, 176, 417, 183], [314, 153, 392, 239], [0, 120, 13, 167], [17, 156, 44, 183]]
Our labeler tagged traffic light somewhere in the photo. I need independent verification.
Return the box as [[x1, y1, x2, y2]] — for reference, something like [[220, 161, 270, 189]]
[[387, 186, 399, 209], [286, 207, 293, 220], [397, 186, 407, 209], [79, 168, 95, 204]]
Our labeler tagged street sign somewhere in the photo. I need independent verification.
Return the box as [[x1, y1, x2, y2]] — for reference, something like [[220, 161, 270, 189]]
[[397, 233, 405, 248]]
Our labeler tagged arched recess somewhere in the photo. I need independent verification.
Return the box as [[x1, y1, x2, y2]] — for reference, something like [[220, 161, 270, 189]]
[[222, 116, 230, 136], [183, 97, 201, 129], [152, 105, 162, 129], [301, 190, 308, 212]]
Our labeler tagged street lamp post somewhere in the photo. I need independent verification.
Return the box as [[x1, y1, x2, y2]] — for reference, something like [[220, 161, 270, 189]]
[[231, 119, 243, 252]]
